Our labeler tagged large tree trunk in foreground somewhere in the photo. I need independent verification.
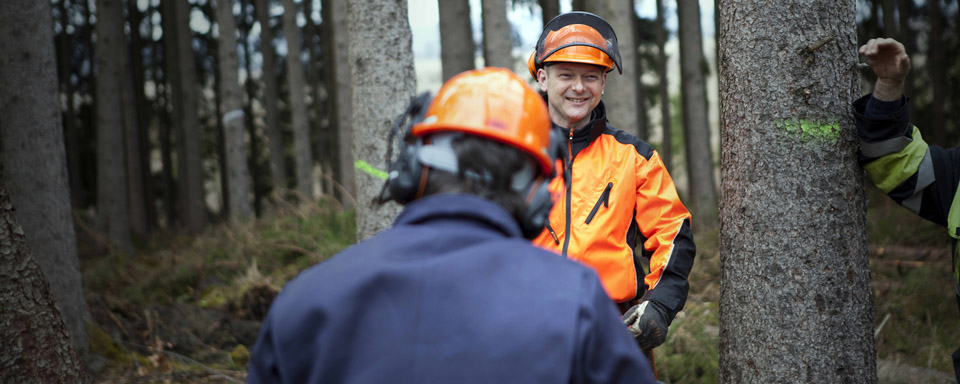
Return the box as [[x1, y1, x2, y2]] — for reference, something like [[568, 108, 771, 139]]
[[717, 0, 876, 382], [0, 0, 90, 361], [0, 182, 88, 383], [438, 0, 474, 81], [582, 0, 642, 138], [348, 0, 416, 240], [216, 0, 255, 221], [677, 0, 717, 217]]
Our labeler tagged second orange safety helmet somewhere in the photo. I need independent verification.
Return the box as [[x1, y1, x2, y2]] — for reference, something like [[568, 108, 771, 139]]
[[527, 12, 622, 78], [411, 67, 553, 175]]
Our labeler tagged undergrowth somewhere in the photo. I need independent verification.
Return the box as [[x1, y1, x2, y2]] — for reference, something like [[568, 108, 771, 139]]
[[80, 186, 957, 382]]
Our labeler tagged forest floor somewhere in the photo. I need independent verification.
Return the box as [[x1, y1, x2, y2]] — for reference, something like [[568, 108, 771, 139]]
[[79, 187, 957, 383]]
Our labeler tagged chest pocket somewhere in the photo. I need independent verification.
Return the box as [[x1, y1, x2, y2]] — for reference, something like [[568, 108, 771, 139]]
[[585, 182, 613, 224]]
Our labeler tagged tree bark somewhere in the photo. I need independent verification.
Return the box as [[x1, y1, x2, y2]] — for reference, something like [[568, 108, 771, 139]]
[[717, 0, 877, 381], [170, 0, 207, 231], [582, 0, 642, 138], [216, 0, 255, 221], [656, 0, 673, 170], [0, 0, 90, 361], [322, 0, 356, 209], [95, 0, 133, 252], [677, 0, 717, 217], [539, 0, 560, 28], [438, 0, 474, 81], [481, 0, 514, 69], [348, 0, 416, 240], [281, 0, 315, 201], [254, 0, 288, 195], [0, 182, 88, 384]]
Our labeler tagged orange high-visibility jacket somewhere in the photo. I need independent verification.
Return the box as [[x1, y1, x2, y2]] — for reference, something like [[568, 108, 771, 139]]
[[534, 102, 696, 316]]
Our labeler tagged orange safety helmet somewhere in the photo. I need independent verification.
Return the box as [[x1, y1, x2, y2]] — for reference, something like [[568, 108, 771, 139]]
[[527, 12, 622, 78], [411, 67, 553, 175]]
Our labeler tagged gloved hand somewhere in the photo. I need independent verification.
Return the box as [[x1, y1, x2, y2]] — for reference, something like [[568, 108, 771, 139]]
[[622, 301, 670, 350]]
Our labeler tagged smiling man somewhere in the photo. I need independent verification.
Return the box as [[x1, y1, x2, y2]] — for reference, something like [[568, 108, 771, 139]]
[[528, 12, 696, 370]]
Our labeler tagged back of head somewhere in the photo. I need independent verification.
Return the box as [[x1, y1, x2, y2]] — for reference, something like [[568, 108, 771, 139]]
[[380, 67, 556, 238]]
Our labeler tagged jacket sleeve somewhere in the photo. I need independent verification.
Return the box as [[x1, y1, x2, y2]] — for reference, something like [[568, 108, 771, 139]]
[[572, 271, 657, 384], [854, 94, 960, 227], [634, 150, 696, 319], [248, 315, 283, 383]]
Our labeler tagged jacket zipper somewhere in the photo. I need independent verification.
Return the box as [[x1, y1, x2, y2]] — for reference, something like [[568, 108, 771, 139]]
[[546, 222, 559, 245], [562, 126, 574, 257], [584, 182, 613, 224]]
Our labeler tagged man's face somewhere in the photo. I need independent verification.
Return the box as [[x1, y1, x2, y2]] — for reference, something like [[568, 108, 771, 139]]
[[537, 62, 606, 131]]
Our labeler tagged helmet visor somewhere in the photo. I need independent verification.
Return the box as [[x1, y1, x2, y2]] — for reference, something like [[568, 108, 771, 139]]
[[534, 12, 622, 74]]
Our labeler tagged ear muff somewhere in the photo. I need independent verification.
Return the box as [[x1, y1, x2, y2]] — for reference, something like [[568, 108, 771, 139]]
[[377, 92, 433, 205], [518, 177, 554, 239]]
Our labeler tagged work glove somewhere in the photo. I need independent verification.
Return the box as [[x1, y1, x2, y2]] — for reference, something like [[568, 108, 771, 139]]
[[622, 300, 670, 350]]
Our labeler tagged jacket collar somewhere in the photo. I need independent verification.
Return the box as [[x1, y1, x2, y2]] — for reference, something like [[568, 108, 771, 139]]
[[394, 194, 523, 238]]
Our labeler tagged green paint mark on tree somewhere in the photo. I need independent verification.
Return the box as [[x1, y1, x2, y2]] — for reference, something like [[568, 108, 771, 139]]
[[777, 117, 841, 142], [355, 160, 388, 180]]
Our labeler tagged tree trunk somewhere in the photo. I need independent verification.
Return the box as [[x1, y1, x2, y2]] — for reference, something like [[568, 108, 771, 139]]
[[216, 0, 255, 221], [880, 0, 898, 40], [438, 0, 474, 81], [539, 0, 560, 27], [0, 0, 90, 361], [239, 0, 264, 216], [254, 0, 288, 195], [348, 0, 416, 240], [928, 0, 946, 145], [631, 10, 649, 140], [95, 0, 133, 251], [481, 0, 514, 69], [582, 0, 642, 138], [895, 0, 913, 101], [128, 0, 158, 232], [171, 0, 207, 231], [302, 0, 328, 195], [717, 0, 877, 381], [656, 0, 673, 170], [677, 0, 716, 218], [0, 182, 88, 384], [119, 0, 148, 240], [57, 0, 87, 209], [281, 0, 315, 201], [322, 0, 356, 209]]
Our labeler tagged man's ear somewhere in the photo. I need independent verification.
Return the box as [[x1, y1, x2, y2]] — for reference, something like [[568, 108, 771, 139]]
[[537, 68, 548, 92]]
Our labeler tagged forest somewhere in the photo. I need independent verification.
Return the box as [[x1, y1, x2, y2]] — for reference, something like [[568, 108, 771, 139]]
[[1, 0, 959, 382]]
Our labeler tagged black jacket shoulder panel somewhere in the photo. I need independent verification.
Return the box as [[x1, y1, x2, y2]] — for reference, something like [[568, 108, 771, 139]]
[[604, 124, 655, 161]]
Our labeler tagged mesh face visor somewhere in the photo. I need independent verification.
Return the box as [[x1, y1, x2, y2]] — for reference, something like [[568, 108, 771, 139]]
[[533, 12, 622, 74]]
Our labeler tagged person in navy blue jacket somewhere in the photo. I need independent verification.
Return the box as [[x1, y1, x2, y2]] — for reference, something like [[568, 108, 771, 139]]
[[247, 68, 655, 383]]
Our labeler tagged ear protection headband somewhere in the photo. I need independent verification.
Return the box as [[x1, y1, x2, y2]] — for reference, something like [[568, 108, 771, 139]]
[[378, 93, 559, 240]]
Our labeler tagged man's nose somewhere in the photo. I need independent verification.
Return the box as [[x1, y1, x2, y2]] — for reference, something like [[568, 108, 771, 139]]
[[572, 78, 584, 92]]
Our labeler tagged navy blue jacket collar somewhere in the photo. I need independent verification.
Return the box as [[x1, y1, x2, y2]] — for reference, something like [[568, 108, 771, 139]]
[[394, 194, 524, 238]]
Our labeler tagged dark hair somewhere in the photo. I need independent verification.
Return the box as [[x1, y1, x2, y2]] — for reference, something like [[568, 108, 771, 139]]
[[422, 135, 533, 223]]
